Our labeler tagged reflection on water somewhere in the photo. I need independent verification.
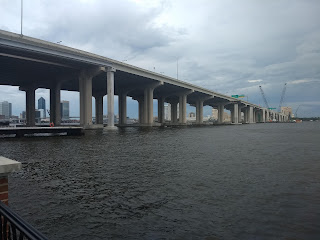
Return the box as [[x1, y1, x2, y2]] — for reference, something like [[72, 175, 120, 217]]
[[1, 123, 320, 239]]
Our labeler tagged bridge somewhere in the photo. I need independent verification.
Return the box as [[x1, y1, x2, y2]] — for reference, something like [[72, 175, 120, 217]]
[[0, 30, 288, 129]]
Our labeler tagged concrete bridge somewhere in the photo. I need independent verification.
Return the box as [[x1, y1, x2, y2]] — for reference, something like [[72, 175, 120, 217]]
[[0, 30, 288, 128]]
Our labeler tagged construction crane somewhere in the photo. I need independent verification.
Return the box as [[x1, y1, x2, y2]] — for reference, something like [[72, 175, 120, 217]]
[[294, 105, 301, 118], [278, 83, 287, 112], [259, 86, 270, 109]]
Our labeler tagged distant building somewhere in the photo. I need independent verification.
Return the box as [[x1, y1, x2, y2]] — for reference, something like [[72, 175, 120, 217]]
[[186, 111, 196, 122], [35, 109, 45, 120], [21, 111, 26, 119], [212, 108, 218, 120], [38, 97, 46, 118], [35, 109, 41, 123], [223, 112, 230, 122], [60, 101, 70, 120], [211, 108, 230, 121], [189, 112, 196, 118], [0, 101, 12, 119], [281, 107, 292, 117], [164, 103, 171, 121]]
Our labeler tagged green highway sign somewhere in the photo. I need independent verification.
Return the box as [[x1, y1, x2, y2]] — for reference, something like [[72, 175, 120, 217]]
[[268, 108, 276, 110], [232, 94, 245, 98]]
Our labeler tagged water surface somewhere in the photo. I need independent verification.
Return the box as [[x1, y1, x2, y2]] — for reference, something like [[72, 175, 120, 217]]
[[1, 122, 320, 239]]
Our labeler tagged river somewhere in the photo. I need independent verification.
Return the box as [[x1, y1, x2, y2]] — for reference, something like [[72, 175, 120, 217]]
[[1, 122, 320, 239]]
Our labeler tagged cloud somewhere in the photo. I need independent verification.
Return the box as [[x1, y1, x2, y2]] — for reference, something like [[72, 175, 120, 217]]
[[248, 79, 263, 83], [290, 79, 320, 85]]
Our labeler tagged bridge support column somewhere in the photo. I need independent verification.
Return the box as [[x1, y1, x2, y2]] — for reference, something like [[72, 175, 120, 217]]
[[249, 106, 253, 123], [179, 94, 187, 124], [218, 104, 224, 124], [79, 73, 93, 127], [143, 87, 154, 125], [20, 86, 37, 127], [171, 101, 178, 123], [137, 97, 144, 124], [238, 106, 243, 123], [107, 67, 116, 128], [244, 107, 248, 123], [50, 82, 61, 126], [94, 94, 104, 124], [262, 109, 266, 123], [158, 97, 165, 124], [118, 92, 127, 125], [196, 100, 203, 124], [231, 108, 234, 123], [232, 103, 239, 124], [142, 82, 163, 125], [253, 109, 257, 123]]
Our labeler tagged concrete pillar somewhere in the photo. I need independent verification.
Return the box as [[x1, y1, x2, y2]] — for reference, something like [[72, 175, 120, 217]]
[[143, 87, 154, 124], [179, 94, 187, 124], [25, 87, 36, 127], [249, 106, 253, 123], [243, 107, 247, 123], [158, 97, 165, 124], [0, 157, 22, 205], [138, 98, 144, 124], [233, 103, 239, 124], [79, 73, 93, 127], [171, 101, 178, 123], [231, 108, 234, 123], [255, 108, 257, 123], [262, 109, 266, 123], [196, 100, 204, 124], [218, 104, 224, 124], [238, 107, 242, 123], [94, 94, 103, 124], [107, 67, 116, 127], [50, 82, 61, 126], [118, 92, 127, 125]]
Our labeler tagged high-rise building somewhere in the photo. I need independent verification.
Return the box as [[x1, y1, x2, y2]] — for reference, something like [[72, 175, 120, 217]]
[[60, 101, 70, 120], [0, 101, 12, 119], [38, 97, 46, 118]]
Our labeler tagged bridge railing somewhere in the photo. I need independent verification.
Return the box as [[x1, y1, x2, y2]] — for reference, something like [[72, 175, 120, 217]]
[[0, 201, 48, 240]]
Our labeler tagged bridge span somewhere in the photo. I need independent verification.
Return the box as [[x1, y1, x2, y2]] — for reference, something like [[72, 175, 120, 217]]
[[0, 30, 287, 128]]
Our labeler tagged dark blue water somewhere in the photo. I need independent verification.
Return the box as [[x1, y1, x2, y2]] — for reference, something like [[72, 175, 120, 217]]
[[1, 122, 320, 239]]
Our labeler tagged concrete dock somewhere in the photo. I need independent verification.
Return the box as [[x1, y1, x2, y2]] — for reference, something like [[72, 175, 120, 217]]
[[0, 127, 84, 138]]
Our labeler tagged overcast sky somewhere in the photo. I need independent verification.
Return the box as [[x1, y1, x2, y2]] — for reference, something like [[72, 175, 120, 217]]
[[1, 0, 320, 118]]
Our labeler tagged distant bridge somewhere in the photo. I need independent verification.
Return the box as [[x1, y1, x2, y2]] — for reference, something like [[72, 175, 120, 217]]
[[0, 30, 287, 128]]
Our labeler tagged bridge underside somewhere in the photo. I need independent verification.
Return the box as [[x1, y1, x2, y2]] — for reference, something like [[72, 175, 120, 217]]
[[0, 30, 286, 127]]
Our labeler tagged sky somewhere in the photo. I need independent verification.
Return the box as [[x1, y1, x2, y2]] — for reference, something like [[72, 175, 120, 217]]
[[1, 0, 320, 118]]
